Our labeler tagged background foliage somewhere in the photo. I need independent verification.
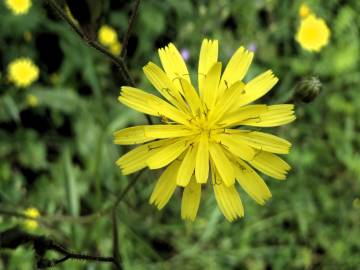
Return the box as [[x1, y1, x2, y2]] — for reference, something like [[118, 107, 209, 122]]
[[1, 0, 359, 269]]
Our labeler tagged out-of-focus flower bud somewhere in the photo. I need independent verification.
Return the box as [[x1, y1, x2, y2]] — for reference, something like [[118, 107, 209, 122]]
[[294, 76, 321, 103]]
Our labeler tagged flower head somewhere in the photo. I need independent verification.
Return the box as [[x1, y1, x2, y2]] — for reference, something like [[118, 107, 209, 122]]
[[115, 39, 295, 221], [8, 58, 39, 88], [299, 3, 311, 18], [5, 0, 31, 15], [98, 25, 118, 47], [110, 41, 122, 56], [296, 15, 330, 52], [23, 207, 40, 230]]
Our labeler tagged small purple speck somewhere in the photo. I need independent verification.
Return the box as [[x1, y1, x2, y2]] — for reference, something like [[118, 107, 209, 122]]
[[248, 43, 257, 52], [180, 48, 190, 62]]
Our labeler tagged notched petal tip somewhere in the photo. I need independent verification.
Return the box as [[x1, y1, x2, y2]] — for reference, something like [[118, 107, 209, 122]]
[[142, 61, 154, 71]]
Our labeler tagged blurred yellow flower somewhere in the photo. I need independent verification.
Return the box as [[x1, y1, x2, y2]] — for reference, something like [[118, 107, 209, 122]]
[[26, 94, 39, 107], [5, 0, 31, 15], [23, 207, 40, 230], [296, 15, 330, 52], [299, 3, 311, 18], [110, 41, 122, 56], [8, 58, 39, 88], [115, 39, 295, 222], [98, 25, 118, 47]]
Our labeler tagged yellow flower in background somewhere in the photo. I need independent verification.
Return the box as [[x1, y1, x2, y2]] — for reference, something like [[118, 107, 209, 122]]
[[98, 25, 122, 55], [98, 25, 118, 47], [23, 207, 40, 230], [299, 3, 311, 18], [5, 0, 31, 15], [26, 94, 39, 107], [8, 58, 39, 88], [296, 15, 330, 52], [114, 39, 295, 222], [110, 41, 122, 56]]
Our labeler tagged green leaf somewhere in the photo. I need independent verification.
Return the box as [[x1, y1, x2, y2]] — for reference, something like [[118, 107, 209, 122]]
[[30, 87, 82, 113], [63, 148, 79, 216], [0, 95, 20, 122]]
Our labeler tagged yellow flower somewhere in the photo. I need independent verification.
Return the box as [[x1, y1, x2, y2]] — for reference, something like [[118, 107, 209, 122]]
[[299, 3, 311, 18], [5, 0, 31, 15], [114, 39, 295, 222], [8, 58, 39, 88], [26, 94, 38, 107], [23, 207, 40, 230], [110, 41, 122, 56], [296, 15, 330, 52], [98, 25, 118, 47]]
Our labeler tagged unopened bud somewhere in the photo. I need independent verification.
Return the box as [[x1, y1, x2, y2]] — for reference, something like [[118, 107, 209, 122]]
[[294, 77, 321, 103]]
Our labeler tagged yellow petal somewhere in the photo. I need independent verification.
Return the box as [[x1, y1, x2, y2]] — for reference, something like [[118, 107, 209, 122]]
[[116, 139, 174, 175], [213, 182, 244, 222], [144, 125, 194, 139], [212, 133, 256, 161], [178, 78, 202, 115], [234, 159, 272, 205], [240, 104, 296, 127], [177, 144, 198, 186], [181, 177, 201, 221], [208, 81, 245, 125], [229, 130, 291, 154], [118, 87, 157, 116], [249, 152, 291, 180], [218, 105, 268, 127], [219, 46, 253, 95], [147, 138, 189, 169], [149, 161, 180, 209], [237, 70, 279, 107], [143, 62, 189, 112], [158, 43, 191, 93], [116, 145, 149, 175], [208, 143, 235, 186], [203, 62, 222, 109], [119, 87, 190, 126], [195, 133, 209, 183], [198, 39, 218, 96], [114, 126, 153, 145]]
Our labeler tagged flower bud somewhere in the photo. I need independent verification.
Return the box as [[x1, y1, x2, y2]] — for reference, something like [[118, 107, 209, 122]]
[[294, 76, 321, 103]]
